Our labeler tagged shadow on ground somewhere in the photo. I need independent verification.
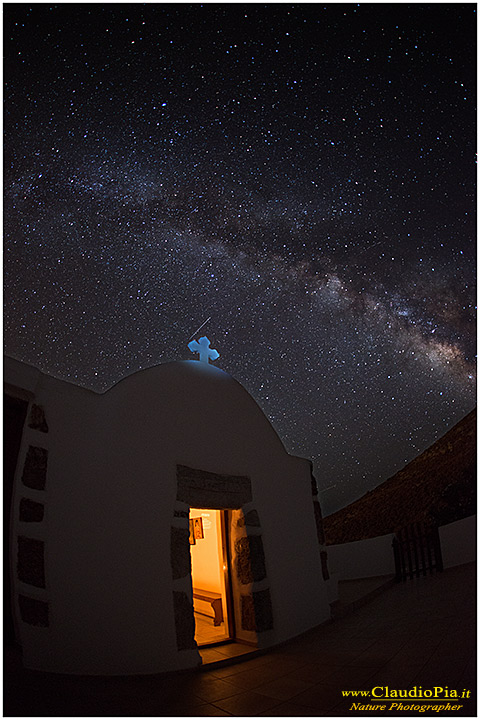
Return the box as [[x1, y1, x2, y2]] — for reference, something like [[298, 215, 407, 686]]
[[4, 563, 476, 717]]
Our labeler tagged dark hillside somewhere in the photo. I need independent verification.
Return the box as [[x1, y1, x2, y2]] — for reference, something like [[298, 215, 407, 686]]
[[324, 409, 476, 545]]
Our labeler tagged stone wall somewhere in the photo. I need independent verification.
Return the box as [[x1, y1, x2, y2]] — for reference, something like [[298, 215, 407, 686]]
[[13, 399, 50, 631]]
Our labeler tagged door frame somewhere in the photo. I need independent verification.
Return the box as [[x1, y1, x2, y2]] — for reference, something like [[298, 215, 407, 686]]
[[171, 465, 274, 654]]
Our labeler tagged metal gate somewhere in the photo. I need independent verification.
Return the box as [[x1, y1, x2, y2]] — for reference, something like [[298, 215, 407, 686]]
[[392, 522, 443, 582]]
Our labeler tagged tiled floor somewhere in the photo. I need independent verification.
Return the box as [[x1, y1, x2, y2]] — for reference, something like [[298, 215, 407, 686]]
[[194, 611, 231, 646], [199, 640, 256, 666], [4, 563, 476, 716]]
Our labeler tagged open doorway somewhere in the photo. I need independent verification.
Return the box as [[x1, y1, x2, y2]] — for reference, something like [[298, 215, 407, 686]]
[[189, 508, 233, 646]]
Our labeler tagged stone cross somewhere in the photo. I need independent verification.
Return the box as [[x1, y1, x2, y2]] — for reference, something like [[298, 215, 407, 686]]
[[187, 336, 220, 364]]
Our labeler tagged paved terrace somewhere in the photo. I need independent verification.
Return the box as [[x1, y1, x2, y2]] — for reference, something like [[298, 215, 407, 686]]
[[4, 563, 475, 717]]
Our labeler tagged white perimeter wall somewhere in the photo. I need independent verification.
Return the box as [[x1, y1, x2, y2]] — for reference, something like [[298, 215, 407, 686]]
[[439, 515, 476, 568], [326, 515, 476, 588], [327, 534, 395, 581]]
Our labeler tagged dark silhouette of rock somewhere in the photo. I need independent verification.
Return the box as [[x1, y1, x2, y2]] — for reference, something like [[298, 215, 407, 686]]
[[324, 408, 476, 545]]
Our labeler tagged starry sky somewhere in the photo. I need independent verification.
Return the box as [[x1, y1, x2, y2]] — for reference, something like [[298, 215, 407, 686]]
[[4, 3, 476, 514]]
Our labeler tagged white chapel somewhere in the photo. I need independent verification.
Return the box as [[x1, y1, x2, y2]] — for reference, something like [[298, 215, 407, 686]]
[[4, 344, 331, 675]]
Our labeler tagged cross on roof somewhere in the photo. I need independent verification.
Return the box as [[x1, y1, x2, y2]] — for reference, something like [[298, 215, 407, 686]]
[[187, 336, 220, 364]]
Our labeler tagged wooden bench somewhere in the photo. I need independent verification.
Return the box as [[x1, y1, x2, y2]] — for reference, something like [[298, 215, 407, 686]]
[[192, 589, 224, 626]]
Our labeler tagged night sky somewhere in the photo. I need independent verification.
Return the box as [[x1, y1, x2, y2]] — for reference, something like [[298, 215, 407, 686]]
[[4, 4, 476, 514]]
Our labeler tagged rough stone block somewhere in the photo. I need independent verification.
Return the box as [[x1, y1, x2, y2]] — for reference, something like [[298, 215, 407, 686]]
[[252, 588, 274, 632], [170, 526, 191, 579], [248, 534, 267, 581], [243, 509, 261, 527], [240, 594, 256, 631], [235, 535, 266, 584], [235, 537, 252, 584], [241, 589, 273, 632], [320, 550, 330, 581], [173, 591, 196, 650], [313, 499, 325, 545], [28, 405, 49, 433], [21, 446, 48, 491], [19, 498, 44, 523], [176, 465, 252, 508], [17, 536, 46, 588], [18, 595, 49, 627]]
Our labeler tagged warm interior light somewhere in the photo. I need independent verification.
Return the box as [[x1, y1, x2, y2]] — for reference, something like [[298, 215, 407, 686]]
[[189, 510, 222, 593], [189, 508, 229, 645]]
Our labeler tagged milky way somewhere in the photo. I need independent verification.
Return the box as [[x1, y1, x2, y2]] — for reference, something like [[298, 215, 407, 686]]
[[4, 4, 476, 513]]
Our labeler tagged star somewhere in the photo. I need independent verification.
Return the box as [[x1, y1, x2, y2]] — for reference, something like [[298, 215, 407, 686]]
[[4, 3, 476, 513]]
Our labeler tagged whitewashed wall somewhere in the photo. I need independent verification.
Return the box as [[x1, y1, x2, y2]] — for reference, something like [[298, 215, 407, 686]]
[[439, 515, 476, 568], [327, 534, 395, 581], [326, 515, 476, 590], [6, 357, 330, 675]]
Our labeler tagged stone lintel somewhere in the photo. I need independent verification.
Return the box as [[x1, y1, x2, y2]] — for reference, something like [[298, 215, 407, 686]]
[[177, 465, 252, 509]]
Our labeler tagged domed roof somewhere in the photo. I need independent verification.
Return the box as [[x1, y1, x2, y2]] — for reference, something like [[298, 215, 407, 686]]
[[107, 360, 286, 456]]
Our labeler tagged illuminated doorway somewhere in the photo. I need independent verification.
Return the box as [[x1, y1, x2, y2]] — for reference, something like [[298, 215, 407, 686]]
[[189, 508, 232, 646]]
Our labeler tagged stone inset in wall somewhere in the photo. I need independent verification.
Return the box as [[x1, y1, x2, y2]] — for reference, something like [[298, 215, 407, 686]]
[[240, 594, 256, 632], [18, 594, 49, 627], [17, 536, 46, 588], [28, 405, 49, 433], [237, 509, 260, 527], [252, 588, 273, 632], [313, 499, 325, 545], [173, 591, 197, 650], [248, 535, 267, 582], [235, 537, 252, 584], [21, 446, 48, 491], [171, 527, 191, 580], [235, 535, 266, 584], [241, 589, 273, 633], [177, 465, 252, 509], [320, 550, 330, 581], [19, 498, 44, 523]]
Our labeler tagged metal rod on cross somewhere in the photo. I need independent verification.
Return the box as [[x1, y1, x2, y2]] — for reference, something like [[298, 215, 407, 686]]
[[188, 317, 212, 342]]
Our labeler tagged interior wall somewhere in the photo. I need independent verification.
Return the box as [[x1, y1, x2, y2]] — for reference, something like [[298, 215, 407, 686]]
[[189, 509, 223, 594]]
